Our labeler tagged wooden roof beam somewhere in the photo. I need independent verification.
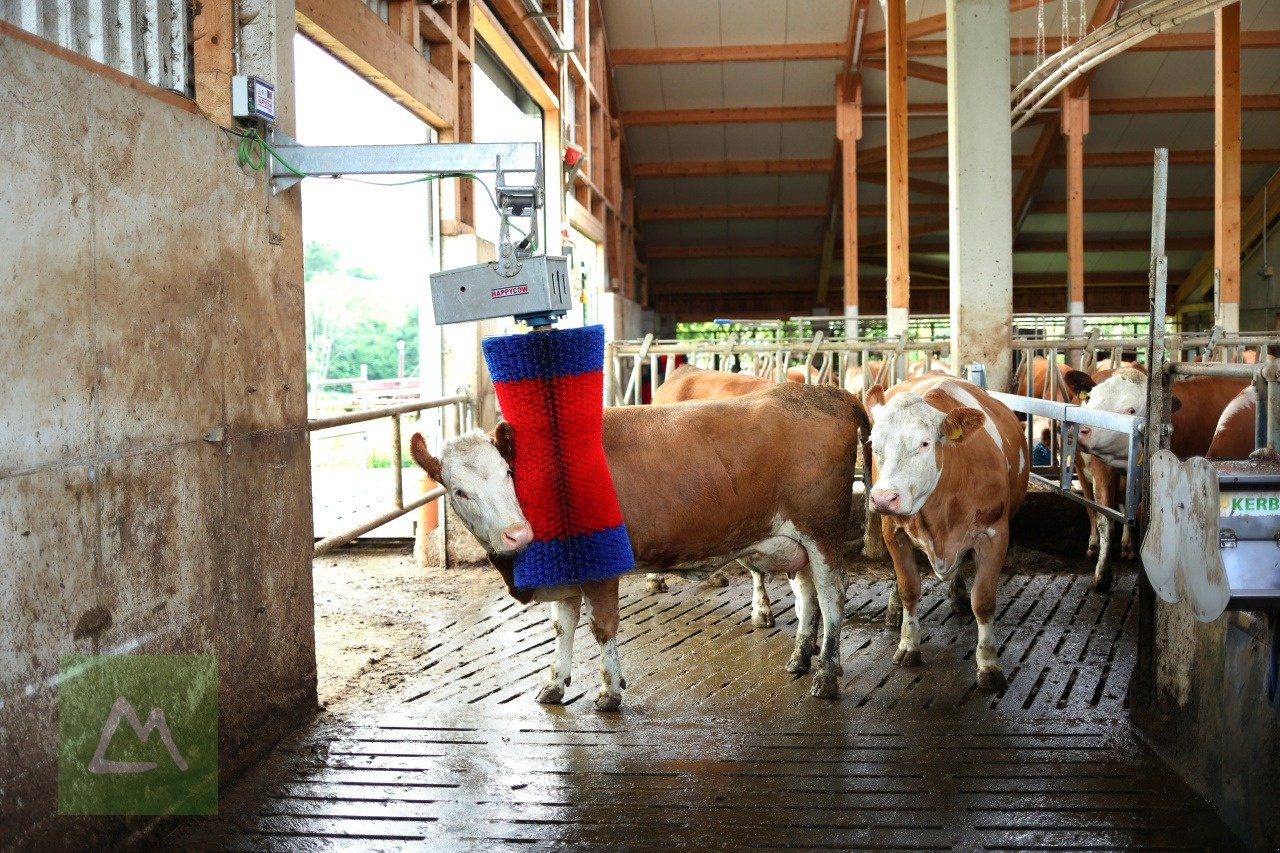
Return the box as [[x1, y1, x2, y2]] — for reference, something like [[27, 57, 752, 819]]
[[647, 244, 821, 259], [638, 204, 826, 221], [862, 0, 1040, 52], [862, 55, 947, 86], [609, 42, 844, 65], [620, 105, 834, 127], [631, 158, 832, 177], [1032, 195, 1215, 213]]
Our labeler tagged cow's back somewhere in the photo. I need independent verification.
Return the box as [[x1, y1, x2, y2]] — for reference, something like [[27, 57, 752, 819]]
[[1207, 385, 1258, 458], [651, 364, 772, 404], [603, 383, 862, 565], [1171, 375, 1251, 457]]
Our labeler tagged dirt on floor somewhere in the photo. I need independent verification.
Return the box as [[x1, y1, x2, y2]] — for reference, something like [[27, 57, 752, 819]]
[[313, 497, 1119, 715]]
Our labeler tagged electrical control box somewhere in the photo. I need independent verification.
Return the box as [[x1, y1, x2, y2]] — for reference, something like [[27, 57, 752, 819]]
[[232, 75, 277, 123], [430, 256, 572, 326]]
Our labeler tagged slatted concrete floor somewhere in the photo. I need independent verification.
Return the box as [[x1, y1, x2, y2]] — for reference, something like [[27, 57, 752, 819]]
[[167, 568, 1243, 850]]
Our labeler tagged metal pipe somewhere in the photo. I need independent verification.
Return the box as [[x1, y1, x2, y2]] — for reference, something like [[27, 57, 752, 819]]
[[520, 0, 572, 54], [308, 394, 469, 431], [314, 486, 447, 556], [1254, 372, 1269, 452], [1167, 362, 1261, 379], [392, 414, 403, 510], [1269, 378, 1280, 454]]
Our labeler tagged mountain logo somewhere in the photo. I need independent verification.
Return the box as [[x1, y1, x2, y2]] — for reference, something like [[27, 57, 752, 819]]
[[88, 696, 189, 774]]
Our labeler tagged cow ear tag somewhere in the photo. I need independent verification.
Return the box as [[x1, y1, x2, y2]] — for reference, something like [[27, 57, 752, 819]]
[[946, 425, 962, 441], [1079, 391, 1089, 403]]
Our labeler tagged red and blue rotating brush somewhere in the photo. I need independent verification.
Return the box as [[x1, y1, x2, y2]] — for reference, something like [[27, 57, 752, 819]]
[[482, 325, 634, 588]]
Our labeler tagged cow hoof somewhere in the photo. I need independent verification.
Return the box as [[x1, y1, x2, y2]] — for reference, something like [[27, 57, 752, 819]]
[[536, 683, 565, 704], [892, 648, 922, 667], [884, 607, 903, 628], [1121, 545, 1136, 561], [752, 610, 776, 628], [785, 654, 812, 675], [810, 671, 840, 700], [645, 577, 668, 594], [976, 667, 1007, 691], [593, 691, 622, 712], [1091, 573, 1113, 593], [701, 570, 729, 589], [1085, 544, 1099, 559]]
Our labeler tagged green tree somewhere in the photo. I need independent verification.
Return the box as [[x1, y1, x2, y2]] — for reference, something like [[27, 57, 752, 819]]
[[304, 241, 340, 281]]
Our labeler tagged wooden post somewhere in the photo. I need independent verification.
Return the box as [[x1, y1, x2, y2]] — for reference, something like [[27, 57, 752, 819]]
[[192, 0, 235, 125], [886, 0, 910, 335], [1062, 89, 1089, 337], [1215, 3, 1242, 331], [838, 74, 864, 326]]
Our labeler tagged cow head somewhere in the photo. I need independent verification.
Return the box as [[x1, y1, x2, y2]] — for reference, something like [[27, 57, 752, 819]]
[[1073, 368, 1146, 468], [409, 422, 534, 555], [862, 385, 986, 516]]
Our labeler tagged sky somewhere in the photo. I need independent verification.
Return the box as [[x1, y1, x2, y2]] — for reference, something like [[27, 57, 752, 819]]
[[294, 34, 435, 315], [294, 34, 544, 304]]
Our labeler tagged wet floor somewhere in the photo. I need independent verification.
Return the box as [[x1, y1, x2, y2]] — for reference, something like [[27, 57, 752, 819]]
[[166, 568, 1243, 850]]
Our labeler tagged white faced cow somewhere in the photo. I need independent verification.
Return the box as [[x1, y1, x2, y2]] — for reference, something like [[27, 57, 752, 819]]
[[1067, 367, 1248, 591], [864, 375, 1029, 690], [411, 382, 870, 709]]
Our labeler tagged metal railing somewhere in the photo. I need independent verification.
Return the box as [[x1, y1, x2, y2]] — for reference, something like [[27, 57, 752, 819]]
[[308, 393, 472, 555], [606, 329, 1280, 407], [989, 390, 1146, 524]]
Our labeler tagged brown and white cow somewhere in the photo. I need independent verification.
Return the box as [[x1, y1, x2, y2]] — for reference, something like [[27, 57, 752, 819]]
[[1207, 385, 1258, 458], [410, 382, 870, 709], [649, 365, 779, 626], [863, 375, 1029, 689], [1066, 368, 1249, 590], [1055, 363, 1145, 590]]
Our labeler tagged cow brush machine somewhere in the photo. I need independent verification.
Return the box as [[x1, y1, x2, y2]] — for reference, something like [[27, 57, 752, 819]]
[[223, 95, 633, 589], [430, 163, 635, 589]]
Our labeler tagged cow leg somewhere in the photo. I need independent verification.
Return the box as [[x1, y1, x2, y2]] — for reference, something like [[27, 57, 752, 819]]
[[785, 570, 820, 675], [885, 524, 923, 667], [861, 440, 888, 560], [1091, 466, 1117, 592], [536, 596, 581, 704], [644, 572, 668, 594], [1119, 521, 1135, 560], [740, 559, 775, 627], [1080, 461, 1100, 559], [885, 584, 903, 627], [862, 506, 887, 560], [971, 530, 1008, 690], [807, 544, 846, 700], [948, 571, 972, 616], [583, 579, 624, 711]]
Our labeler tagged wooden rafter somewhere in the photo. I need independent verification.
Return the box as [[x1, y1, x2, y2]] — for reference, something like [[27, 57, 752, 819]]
[[647, 244, 822, 259], [861, 0, 1040, 52], [1012, 122, 1062, 234], [1081, 149, 1280, 167], [631, 159, 832, 177], [296, 0, 455, 129], [1032, 196, 1214, 214], [638, 204, 826, 221], [620, 105, 833, 127], [862, 55, 947, 86], [609, 42, 844, 65]]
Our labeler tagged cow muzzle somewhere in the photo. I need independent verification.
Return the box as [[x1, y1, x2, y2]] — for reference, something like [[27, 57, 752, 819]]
[[497, 522, 534, 553], [869, 487, 906, 515]]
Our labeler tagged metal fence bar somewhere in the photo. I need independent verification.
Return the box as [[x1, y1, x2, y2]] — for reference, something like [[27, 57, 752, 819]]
[[307, 394, 469, 430], [309, 394, 471, 555], [315, 487, 446, 556]]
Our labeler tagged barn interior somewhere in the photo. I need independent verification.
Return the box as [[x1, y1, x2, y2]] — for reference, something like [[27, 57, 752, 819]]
[[2, 0, 1279, 850]]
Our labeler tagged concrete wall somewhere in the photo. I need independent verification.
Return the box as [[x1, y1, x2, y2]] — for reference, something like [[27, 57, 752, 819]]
[[1133, 603, 1280, 848], [0, 22, 315, 848]]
